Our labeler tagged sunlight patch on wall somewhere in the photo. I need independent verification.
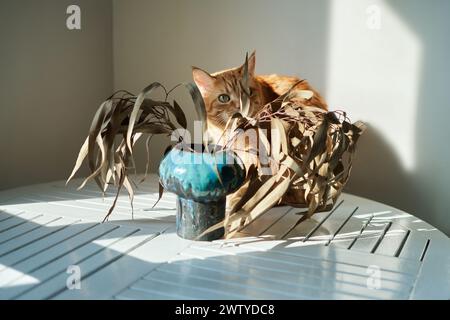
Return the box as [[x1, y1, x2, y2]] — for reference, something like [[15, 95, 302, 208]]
[[326, 0, 422, 170]]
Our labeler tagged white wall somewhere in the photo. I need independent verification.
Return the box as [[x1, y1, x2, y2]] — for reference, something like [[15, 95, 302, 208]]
[[326, 0, 450, 235], [113, 0, 450, 234], [0, 0, 113, 190]]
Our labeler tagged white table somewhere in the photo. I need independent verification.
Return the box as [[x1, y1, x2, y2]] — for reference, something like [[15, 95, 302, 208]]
[[0, 174, 448, 300]]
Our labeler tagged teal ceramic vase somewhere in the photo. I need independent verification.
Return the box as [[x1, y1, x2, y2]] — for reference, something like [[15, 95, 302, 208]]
[[159, 143, 245, 241]]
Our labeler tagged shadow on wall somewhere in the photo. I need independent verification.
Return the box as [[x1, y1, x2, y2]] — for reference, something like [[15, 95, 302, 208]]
[[390, 1, 450, 236], [347, 0, 450, 235], [346, 125, 421, 217]]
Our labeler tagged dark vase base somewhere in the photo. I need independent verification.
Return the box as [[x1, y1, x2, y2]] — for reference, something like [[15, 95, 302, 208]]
[[176, 196, 225, 241]]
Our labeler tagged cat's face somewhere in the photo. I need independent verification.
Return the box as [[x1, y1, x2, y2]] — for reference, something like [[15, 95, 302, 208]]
[[192, 52, 263, 129]]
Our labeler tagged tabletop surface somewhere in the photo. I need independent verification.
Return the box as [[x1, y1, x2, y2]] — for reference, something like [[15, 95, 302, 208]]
[[0, 174, 448, 300]]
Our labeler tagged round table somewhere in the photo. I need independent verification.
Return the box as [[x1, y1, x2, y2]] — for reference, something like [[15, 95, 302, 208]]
[[0, 174, 448, 299]]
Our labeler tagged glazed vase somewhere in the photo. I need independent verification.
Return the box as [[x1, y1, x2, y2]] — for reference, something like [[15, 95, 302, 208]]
[[159, 143, 245, 241]]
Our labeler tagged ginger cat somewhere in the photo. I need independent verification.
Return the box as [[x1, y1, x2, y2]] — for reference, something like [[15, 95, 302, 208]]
[[192, 51, 328, 145]]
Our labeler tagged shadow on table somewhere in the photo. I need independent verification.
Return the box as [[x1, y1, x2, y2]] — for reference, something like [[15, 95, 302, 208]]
[[0, 177, 177, 224], [0, 211, 161, 299], [0, 209, 418, 300]]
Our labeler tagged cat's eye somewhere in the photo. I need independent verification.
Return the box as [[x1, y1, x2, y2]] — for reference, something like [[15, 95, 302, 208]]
[[218, 94, 231, 103]]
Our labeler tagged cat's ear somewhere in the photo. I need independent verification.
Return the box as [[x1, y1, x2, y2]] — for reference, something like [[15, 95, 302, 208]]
[[192, 67, 216, 95], [241, 51, 256, 76]]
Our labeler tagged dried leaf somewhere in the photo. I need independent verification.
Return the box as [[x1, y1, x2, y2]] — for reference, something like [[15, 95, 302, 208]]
[[123, 176, 134, 218], [186, 82, 209, 148], [241, 165, 288, 214], [306, 118, 328, 163], [172, 100, 187, 129], [152, 180, 165, 209], [126, 82, 165, 153], [271, 118, 281, 161], [135, 124, 172, 134], [66, 137, 88, 184], [240, 52, 251, 117], [281, 155, 303, 177], [235, 171, 291, 234]]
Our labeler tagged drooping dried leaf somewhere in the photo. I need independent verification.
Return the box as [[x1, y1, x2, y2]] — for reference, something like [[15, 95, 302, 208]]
[[172, 100, 187, 129], [66, 137, 88, 184], [233, 174, 291, 237], [67, 83, 201, 221], [239, 52, 251, 117], [152, 180, 165, 209], [186, 82, 209, 148], [126, 82, 165, 153]]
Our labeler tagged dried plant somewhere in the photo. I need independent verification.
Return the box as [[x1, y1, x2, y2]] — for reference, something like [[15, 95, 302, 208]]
[[68, 71, 365, 238]]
